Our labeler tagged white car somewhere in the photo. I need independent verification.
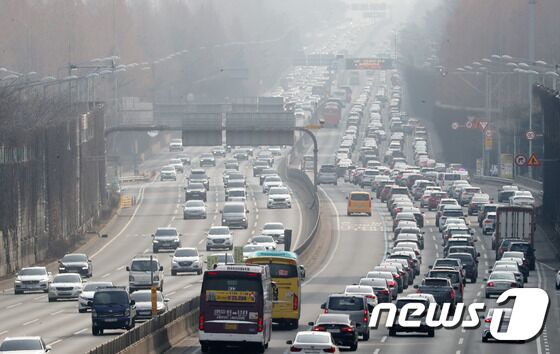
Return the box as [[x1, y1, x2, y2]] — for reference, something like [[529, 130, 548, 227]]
[[160, 165, 177, 181], [171, 247, 203, 275], [206, 226, 233, 251], [131, 290, 168, 320], [48, 273, 84, 302], [0, 336, 52, 353], [249, 235, 277, 250], [14, 267, 52, 294], [78, 281, 113, 312], [169, 158, 184, 173], [286, 331, 339, 354], [509, 195, 535, 207], [344, 285, 378, 309], [242, 244, 267, 260], [261, 222, 286, 243], [556, 270, 560, 290], [263, 176, 283, 193], [267, 186, 292, 209]]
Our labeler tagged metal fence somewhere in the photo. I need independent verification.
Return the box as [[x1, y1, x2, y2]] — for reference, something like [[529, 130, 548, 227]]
[[87, 297, 200, 354]]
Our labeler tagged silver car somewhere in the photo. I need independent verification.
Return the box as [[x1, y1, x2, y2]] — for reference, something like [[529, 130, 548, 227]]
[[0, 336, 51, 353], [485, 271, 517, 298], [48, 273, 84, 302], [482, 308, 513, 342], [261, 222, 285, 243], [130, 290, 168, 320], [171, 248, 202, 275], [14, 267, 52, 294], [183, 200, 207, 219], [78, 281, 113, 312]]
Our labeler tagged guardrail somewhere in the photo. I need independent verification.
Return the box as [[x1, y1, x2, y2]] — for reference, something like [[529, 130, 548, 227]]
[[286, 168, 320, 255], [86, 297, 199, 354], [119, 174, 150, 183], [473, 175, 543, 199]]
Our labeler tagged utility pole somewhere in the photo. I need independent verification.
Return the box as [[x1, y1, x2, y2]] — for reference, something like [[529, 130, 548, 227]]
[[528, 0, 536, 178]]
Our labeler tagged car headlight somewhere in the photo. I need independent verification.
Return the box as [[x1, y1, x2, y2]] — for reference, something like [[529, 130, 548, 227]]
[[152, 240, 159, 244], [82, 266, 89, 269], [222, 219, 226, 223], [174, 239, 180, 243], [172, 260, 178, 265], [242, 218, 246, 222], [59, 266, 66, 270], [193, 261, 200, 266], [153, 275, 159, 281], [129, 275, 135, 282], [124, 309, 130, 316], [14, 280, 21, 284]]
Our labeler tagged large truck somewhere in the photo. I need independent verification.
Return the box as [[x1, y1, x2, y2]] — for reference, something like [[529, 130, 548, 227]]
[[492, 206, 535, 258], [320, 102, 342, 127]]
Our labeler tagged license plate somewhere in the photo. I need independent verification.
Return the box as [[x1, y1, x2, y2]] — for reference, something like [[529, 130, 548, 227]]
[[224, 323, 238, 330], [104, 318, 117, 322], [327, 328, 339, 333]]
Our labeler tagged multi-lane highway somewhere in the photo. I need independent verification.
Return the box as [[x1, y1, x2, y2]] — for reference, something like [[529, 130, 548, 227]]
[[0, 146, 305, 353]]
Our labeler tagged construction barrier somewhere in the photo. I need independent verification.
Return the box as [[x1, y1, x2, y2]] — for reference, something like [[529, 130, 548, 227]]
[[119, 195, 134, 209]]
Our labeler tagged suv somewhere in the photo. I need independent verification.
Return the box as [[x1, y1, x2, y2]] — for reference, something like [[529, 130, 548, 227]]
[[389, 296, 435, 337], [90, 286, 136, 335], [189, 169, 210, 190], [199, 153, 216, 167], [152, 227, 181, 253], [126, 256, 164, 293], [221, 202, 249, 229], [171, 248, 203, 275], [14, 267, 52, 294], [321, 294, 370, 340], [185, 182, 207, 202], [58, 253, 93, 278], [160, 165, 177, 181], [318, 164, 338, 185], [206, 226, 233, 251]]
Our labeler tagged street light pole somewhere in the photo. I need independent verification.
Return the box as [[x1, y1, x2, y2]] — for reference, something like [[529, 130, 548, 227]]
[[528, 0, 536, 178]]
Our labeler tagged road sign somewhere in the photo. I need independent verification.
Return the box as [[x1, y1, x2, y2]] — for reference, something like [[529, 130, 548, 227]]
[[485, 129, 492, 137], [479, 121, 488, 130], [526, 130, 536, 140], [527, 153, 541, 167], [181, 112, 223, 146], [484, 135, 492, 150], [451, 122, 459, 130], [515, 154, 528, 166], [465, 121, 473, 129], [226, 112, 295, 146], [345, 58, 393, 70], [304, 124, 322, 130]]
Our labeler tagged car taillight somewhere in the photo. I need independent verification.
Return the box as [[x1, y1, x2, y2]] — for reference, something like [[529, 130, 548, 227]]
[[380, 289, 390, 295], [257, 317, 263, 332], [313, 326, 326, 331], [290, 346, 302, 352], [484, 318, 492, 323], [487, 282, 495, 287], [511, 282, 518, 287], [450, 289, 455, 300], [341, 326, 354, 333], [394, 274, 400, 279], [484, 220, 492, 224], [388, 280, 396, 287], [293, 294, 299, 311], [364, 309, 368, 323], [323, 347, 336, 353], [199, 313, 205, 331], [324, 308, 328, 314]]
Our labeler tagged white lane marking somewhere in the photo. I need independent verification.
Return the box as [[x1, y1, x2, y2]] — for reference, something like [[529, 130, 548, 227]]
[[253, 222, 258, 228], [183, 284, 192, 289], [461, 328, 466, 333], [373, 349, 380, 354], [74, 328, 88, 335], [6, 302, 22, 309], [381, 335, 387, 343], [47, 339, 63, 347], [23, 319, 38, 326], [33, 295, 44, 300], [456, 351, 461, 354], [198, 239, 205, 245], [476, 291, 481, 297], [101, 273, 111, 279], [480, 243, 486, 251], [0, 330, 7, 336], [117, 265, 125, 271], [167, 291, 176, 296], [91, 183, 148, 258], [50, 310, 64, 315], [255, 214, 259, 221], [302, 187, 340, 286], [436, 252, 439, 258], [458, 337, 464, 345], [434, 243, 438, 250], [4, 288, 13, 292], [143, 248, 149, 254]]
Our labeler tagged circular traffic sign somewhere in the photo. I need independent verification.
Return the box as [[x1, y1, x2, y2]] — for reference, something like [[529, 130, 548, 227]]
[[465, 121, 473, 129], [515, 154, 528, 166], [526, 130, 536, 140], [485, 129, 492, 137], [451, 122, 459, 130]]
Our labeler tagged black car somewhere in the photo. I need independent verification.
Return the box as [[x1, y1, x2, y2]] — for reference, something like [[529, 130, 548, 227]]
[[185, 182, 207, 202], [59, 253, 93, 277], [508, 241, 536, 270], [389, 297, 435, 337], [446, 253, 478, 283], [309, 314, 359, 351]]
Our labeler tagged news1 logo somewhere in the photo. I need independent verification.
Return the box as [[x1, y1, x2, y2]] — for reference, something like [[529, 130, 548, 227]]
[[369, 288, 549, 340]]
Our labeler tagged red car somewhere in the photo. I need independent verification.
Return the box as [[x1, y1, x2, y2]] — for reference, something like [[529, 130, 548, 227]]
[[428, 192, 448, 210]]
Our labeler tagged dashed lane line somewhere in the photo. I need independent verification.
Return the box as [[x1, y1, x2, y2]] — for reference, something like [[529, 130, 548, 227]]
[[22, 318, 38, 326]]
